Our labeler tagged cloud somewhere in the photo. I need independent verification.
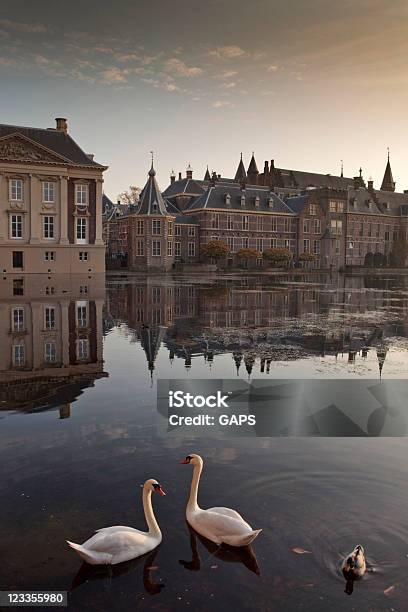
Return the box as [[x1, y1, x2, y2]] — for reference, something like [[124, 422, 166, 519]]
[[209, 46, 246, 59], [100, 67, 129, 84], [142, 77, 180, 92], [164, 57, 203, 77], [219, 81, 236, 89], [214, 69, 238, 79], [0, 57, 15, 66], [0, 19, 46, 33], [212, 100, 232, 108], [267, 64, 279, 72]]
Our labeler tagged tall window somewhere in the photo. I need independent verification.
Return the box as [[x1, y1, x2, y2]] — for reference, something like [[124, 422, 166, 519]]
[[175, 242, 181, 257], [152, 220, 161, 235], [152, 241, 161, 256], [314, 218, 321, 234], [42, 181, 55, 203], [76, 217, 87, 244], [10, 179, 23, 201], [310, 203, 317, 215], [10, 214, 23, 238], [137, 220, 144, 235], [75, 184, 88, 206], [284, 218, 290, 232], [77, 338, 89, 361], [330, 219, 343, 235], [44, 306, 56, 330], [136, 241, 144, 256], [271, 237, 277, 248], [12, 343, 25, 367], [12, 307, 24, 332], [271, 218, 278, 232], [243, 237, 249, 248], [303, 239, 310, 252], [167, 241, 173, 256], [303, 219, 310, 234], [152, 287, 161, 304], [256, 238, 263, 252], [257, 217, 263, 231], [313, 240, 320, 255], [212, 214, 219, 229], [243, 215, 249, 230], [76, 303, 88, 328], [44, 342, 56, 363], [227, 215, 233, 230], [188, 242, 196, 257], [188, 226, 196, 237], [168, 222, 173, 236], [175, 225, 181, 236], [227, 236, 234, 252], [43, 216, 55, 239]]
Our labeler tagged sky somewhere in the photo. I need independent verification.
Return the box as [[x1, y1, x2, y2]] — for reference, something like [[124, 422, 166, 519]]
[[1, 0, 408, 199]]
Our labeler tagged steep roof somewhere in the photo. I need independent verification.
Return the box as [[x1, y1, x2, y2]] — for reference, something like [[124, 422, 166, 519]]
[[247, 153, 259, 176], [234, 154, 247, 182], [137, 163, 169, 216], [204, 166, 211, 180], [186, 183, 294, 214], [0, 123, 106, 168], [381, 153, 395, 192], [162, 177, 206, 198]]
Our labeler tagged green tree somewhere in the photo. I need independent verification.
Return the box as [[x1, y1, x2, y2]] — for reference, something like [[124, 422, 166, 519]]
[[262, 248, 293, 266], [236, 248, 261, 260], [200, 240, 230, 260], [299, 252, 317, 262]]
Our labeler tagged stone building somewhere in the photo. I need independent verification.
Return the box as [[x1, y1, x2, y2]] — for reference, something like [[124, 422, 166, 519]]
[[0, 118, 107, 274], [105, 152, 408, 272]]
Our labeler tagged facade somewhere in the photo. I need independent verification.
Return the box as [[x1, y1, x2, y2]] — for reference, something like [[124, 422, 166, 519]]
[[0, 118, 107, 274], [105, 152, 408, 272]]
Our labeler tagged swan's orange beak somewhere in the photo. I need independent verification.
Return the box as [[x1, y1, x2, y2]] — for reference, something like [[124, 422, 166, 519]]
[[157, 486, 166, 496], [181, 459, 190, 464]]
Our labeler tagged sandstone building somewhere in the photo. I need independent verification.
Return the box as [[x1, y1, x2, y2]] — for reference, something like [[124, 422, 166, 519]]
[[0, 118, 107, 274]]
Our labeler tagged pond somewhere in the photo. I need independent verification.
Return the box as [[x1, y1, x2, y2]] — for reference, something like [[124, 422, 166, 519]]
[[1, 272, 408, 611]]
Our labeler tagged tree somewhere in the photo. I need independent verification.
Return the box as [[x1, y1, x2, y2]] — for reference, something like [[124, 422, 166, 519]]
[[117, 186, 141, 206], [390, 237, 408, 267], [200, 240, 230, 260], [236, 248, 261, 260], [262, 248, 293, 266]]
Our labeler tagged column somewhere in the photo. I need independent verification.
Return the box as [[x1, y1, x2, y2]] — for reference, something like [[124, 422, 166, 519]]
[[95, 178, 104, 245], [29, 174, 39, 243], [0, 174, 5, 242], [31, 303, 42, 369], [60, 300, 70, 366], [59, 176, 69, 244]]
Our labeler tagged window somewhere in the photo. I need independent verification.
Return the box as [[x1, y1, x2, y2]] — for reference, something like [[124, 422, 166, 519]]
[[257, 217, 263, 231], [175, 225, 181, 236], [10, 214, 23, 239], [243, 215, 249, 230], [42, 181, 55, 203], [79, 251, 89, 261], [167, 241, 173, 256], [12, 343, 25, 367], [152, 287, 161, 304], [271, 218, 278, 232], [329, 200, 344, 213], [227, 215, 233, 230], [152, 220, 161, 235], [175, 242, 181, 257], [310, 203, 317, 215], [303, 239, 310, 252], [136, 241, 144, 256], [284, 218, 290, 232], [12, 307, 24, 332], [337, 202, 344, 212], [243, 237, 249, 248], [303, 219, 310, 234], [314, 218, 321, 234], [188, 226, 196, 237], [313, 240, 320, 255], [44, 307, 56, 330], [77, 303, 88, 328], [12, 251, 23, 268], [335, 239, 341, 254], [330, 219, 343, 235], [76, 217, 87, 244], [45, 286, 55, 295], [271, 237, 277, 248], [77, 338, 89, 361], [212, 214, 219, 229], [227, 236, 234, 252], [44, 342, 56, 363], [80, 285, 88, 295], [152, 241, 161, 256], [256, 238, 263, 252], [188, 242, 196, 257], [168, 222, 173, 236], [43, 216, 55, 239], [285, 239, 291, 249], [75, 184, 88, 206], [137, 220, 144, 235], [329, 201, 336, 213], [13, 279, 24, 296], [10, 179, 23, 201], [45, 251, 55, 261]]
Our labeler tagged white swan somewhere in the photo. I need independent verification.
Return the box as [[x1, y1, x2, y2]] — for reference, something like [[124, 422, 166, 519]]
[[342, 545, 366, 579], [181, 454, 261, 547], [67, 479, 165, 565]]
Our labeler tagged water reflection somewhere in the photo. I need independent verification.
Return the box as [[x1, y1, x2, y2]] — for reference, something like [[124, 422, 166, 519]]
[[179, 523, 260, 576], [0, 274, 107, 414]]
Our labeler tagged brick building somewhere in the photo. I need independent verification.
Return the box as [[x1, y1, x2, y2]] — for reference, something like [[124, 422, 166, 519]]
[[105, 152, 408, 271]]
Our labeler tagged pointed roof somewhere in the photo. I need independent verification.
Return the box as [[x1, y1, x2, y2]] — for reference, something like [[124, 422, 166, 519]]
[[381, 150, 395, 192], [247, 153, 259, 176], [137, 162, 168, 215], [234, 154, 247, 182], [204, 166, 211, 181]]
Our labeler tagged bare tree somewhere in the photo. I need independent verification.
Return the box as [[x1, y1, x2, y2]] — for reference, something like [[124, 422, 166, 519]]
[[117, 186, 141, 205]]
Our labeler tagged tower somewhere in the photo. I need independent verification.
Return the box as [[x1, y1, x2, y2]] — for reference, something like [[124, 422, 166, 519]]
[[247, 153, 259, 185], [380, 149, 396, 192], [234, 153, 247, 183]]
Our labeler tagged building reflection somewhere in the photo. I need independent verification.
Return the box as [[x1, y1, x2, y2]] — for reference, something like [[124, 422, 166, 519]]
[[0, 274, 106, 414], [105, 274, 408, 379]]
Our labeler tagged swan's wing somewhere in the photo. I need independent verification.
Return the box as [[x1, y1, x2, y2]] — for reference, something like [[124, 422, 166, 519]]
[[83, 529, 149, 554], [207, 507, 246, 522], [95, 525, 140, 535], [193, 509, 252, 537]]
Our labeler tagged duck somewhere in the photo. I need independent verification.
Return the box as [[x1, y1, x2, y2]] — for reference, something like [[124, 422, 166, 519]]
[[66, 479, 165, 565], [342, 544, 366, 580], [181, 454, 261, 547]]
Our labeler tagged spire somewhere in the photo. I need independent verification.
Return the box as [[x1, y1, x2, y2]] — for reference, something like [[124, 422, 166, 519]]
[[137, 158, 168, 215], [340, 160, 344, 178], [247, 152, 259, 185], [381, 148, 396, 192], [204, 165, 211, 181], [234, 153, 247, 182]]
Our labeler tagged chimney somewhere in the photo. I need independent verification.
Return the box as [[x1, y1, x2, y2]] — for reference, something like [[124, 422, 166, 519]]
[[55, 117, 68, 133], [367, 178, 374, 191], [170, 169, 176, 184], [178, 172, 182, 180], [264, 161, 269, 174], [186, 164, 193, 179]]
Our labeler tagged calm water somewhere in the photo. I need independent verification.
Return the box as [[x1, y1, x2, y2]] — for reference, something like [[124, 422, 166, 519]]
[[1, 273, 408, 611]]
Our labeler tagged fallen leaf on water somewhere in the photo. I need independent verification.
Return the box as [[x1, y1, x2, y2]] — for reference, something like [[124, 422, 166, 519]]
[[292, 547, 312, 555], [146, 566, 158, 570], [210, 565, 218, 569], [384, 585, 396, 596]]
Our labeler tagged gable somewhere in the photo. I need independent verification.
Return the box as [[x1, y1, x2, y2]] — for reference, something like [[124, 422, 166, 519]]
[[0, 133, 72, 165]]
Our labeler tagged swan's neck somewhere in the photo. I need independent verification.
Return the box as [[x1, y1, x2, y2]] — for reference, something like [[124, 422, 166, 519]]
[[187, 462, 202, 512], [143, 489, 161, 537]]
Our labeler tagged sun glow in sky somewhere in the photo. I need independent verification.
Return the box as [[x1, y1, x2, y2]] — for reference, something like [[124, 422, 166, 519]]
[[1, 0, 408, 199]]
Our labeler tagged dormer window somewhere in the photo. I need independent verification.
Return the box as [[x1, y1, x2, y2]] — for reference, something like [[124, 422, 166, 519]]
[[254, 196, 260, 207], [268, 195, 274, 208], [152, 202, 158, 213], [240, 193, 246, 206], [225, 193, 231, 205]]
